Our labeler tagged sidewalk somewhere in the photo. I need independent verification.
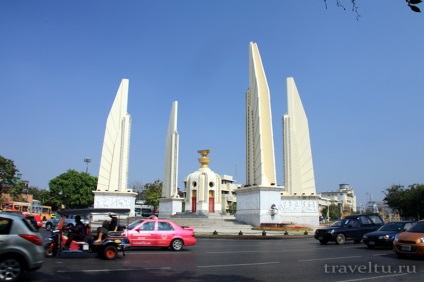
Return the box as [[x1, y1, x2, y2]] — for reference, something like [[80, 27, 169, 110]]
[[165, 216, 316, 238]]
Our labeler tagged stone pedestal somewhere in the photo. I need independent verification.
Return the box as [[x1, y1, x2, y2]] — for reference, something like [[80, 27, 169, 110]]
[[236, 186, 284, 227], [93, 191, 137, 221], [236, 186, 320, 227], [159, 198, 184, 218], [280, 195, 320, 226]]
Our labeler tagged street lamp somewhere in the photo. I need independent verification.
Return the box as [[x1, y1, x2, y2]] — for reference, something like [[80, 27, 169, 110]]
[[84, 157, 91, 173]]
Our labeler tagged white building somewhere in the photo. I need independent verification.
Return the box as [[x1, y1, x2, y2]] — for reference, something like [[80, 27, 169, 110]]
[[220, 175, 239, 213], [319, 184, 357, 214]]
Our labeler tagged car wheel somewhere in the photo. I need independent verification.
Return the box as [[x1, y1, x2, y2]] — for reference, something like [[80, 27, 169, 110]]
[[319, 240, 328, 245], [103, 245, 118, 260], [366, 244, 375, 249], [46, 222, 53, 231], [335, 234, 346, 245], [170, 239, 184, 251], [0, 256, 23, 282]]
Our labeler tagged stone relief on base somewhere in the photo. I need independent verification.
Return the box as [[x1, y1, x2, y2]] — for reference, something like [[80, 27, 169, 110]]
[[280, 199, 318, 213], [94, 195, 132, 208]]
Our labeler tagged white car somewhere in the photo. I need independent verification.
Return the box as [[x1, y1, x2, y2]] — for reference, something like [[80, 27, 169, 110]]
[[45, 214, 89, 231]]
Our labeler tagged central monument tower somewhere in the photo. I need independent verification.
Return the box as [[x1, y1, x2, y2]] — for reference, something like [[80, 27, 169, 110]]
[[236, 42, 284, 226], [93, 79, 137, 217]]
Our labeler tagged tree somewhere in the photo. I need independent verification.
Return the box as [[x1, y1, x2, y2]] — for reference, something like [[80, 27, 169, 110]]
[[227, 202, 237, 215], [322, 204, 342, 221], [0, 156, 18, 183], [0, 155, 27, 201], [406, 0, 422, 12], [383, 184, 424, 220], [141, 179, 162, 210], [325, 0, 421, 15], [48, 169, 97, 210], [0, 155, 19, 194], [130, 181, 145, 201]]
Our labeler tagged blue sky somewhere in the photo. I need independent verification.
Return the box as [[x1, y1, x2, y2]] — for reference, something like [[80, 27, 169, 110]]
[[1, 1, 423, 208]]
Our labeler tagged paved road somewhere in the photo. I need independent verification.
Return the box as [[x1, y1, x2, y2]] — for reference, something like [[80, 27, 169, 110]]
[[25, 231, 423, 282]]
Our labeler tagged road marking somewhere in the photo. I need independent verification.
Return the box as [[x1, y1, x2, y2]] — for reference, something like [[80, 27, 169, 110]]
[[335, 273, 408, 282], [198, 262, 280, 268], [206, 251, 263, 254], [124, 251, 191, 255], [57, 267, 172, 273], [57, 269, 129, 273], [299, 256, 362, 262]]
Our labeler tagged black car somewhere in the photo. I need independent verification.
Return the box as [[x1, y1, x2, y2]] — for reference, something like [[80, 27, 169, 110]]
[[362, 221, 415, 249], [314, 213, 384, 245]]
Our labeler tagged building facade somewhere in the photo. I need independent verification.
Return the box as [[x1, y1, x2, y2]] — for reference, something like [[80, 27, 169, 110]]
[[319, 184, 357, 216]]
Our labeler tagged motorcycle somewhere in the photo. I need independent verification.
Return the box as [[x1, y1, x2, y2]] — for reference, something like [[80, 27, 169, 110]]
[[44, 208, 131, 260]]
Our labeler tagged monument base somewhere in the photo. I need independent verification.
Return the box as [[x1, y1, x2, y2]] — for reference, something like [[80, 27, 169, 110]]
[[93, 191, 137, 221], [158, 197, 184, 218], [236, 186, 320, 227], [280, 195, 320, 227], [236, 185, 284, 227]]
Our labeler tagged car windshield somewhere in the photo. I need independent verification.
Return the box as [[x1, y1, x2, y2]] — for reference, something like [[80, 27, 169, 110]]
[[330, 220, 345, 227], [379, 222, 406, 231], [126, 219, 144, 230], [407, 222, 424, 233]]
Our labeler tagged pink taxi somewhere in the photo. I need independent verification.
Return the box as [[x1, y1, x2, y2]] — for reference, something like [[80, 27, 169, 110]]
[[121, 216, 196, 251]]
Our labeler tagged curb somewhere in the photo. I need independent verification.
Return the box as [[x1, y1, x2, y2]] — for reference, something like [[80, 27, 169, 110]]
[[196, 234, 314, 240]]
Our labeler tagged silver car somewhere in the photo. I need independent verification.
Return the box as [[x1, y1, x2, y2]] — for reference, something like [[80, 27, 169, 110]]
[[0, 212, 44, 282], [45, 214, 90, 231]]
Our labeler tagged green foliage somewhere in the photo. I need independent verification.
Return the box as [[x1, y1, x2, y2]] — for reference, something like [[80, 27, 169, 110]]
[[0, 155, 18, 184], [0, 155, 27, 201], [48, 169, 97, 209], [227, 202, 237, 215], [383, 184, 424, 219], [9, 184, 25, 202], [141, 179, 162, 209], [322, 204, 342, 220]]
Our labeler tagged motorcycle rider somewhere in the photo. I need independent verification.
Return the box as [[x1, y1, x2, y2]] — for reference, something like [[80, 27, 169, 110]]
[[63, 215, 86, 250]]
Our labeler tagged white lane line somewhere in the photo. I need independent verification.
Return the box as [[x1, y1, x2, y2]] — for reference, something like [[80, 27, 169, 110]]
[[206, 251, 263, 254], [299, 256, 362, 262], [335, 273, 408, 282], [198, 262, 280, 268], [57, 267, 172, 273]]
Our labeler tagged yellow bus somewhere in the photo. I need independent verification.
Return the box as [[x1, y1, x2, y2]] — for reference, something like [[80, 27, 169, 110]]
[[1, 201, 52, 220], [41, 205, 52, 220], [29, 204, 50, 220], [1, 201, 30, 212]]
